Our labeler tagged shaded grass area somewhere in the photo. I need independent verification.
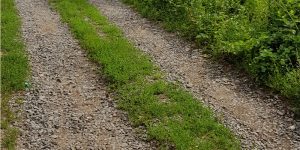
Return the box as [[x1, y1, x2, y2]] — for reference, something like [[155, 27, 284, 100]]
[[1, 0, 28, 149], [51, 0, 240, 149]]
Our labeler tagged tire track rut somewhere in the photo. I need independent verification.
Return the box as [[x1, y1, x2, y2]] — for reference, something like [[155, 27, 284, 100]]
[[16, 0, 151, 149]]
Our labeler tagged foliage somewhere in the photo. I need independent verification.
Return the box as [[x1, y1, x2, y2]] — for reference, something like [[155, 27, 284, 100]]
[[1, 0, 28, 149], [51, 0, 240, 149], [123, 0, 300, 104]]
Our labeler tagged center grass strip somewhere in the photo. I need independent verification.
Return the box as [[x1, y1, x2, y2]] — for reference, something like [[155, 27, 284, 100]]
[[51, 0, 240, 149]]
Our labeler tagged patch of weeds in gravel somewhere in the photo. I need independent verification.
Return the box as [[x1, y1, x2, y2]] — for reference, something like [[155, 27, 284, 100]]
[[1, 0, 28, 149], [51, 0, 240, 149]]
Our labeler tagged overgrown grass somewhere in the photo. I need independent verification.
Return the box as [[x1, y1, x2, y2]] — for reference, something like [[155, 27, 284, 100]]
[[51, 0, 240, 149], [122, 0, 300, 112], [1, 0, 28, 149]]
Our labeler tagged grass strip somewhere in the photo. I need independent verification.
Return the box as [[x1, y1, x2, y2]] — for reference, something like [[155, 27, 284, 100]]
[[51, 0, 240, 149], [1, 0, 29, 149]]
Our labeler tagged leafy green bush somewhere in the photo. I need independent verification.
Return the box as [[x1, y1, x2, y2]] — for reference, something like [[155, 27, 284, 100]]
[[124, 0, 300, 103]]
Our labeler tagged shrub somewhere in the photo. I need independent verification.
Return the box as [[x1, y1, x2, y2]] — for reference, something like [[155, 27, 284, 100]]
[[124, 0, 300, 103]]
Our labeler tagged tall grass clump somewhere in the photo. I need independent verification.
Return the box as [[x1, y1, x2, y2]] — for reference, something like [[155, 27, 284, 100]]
[[123, 0, 300, 110]]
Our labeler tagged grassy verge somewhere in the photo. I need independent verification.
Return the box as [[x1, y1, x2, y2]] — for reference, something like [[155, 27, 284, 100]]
[[122, 0, 300, 112], [1, 0, 28, 149], [51, 0, 240, 149]]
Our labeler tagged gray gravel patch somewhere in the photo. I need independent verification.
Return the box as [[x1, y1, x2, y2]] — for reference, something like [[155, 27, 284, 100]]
[[90, 0, 300, 149], [15, 0, 152, 149]]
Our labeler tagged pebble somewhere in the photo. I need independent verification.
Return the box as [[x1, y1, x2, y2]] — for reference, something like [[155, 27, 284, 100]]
[[277, 111, 285, 116], [289, 125, 296, 130]]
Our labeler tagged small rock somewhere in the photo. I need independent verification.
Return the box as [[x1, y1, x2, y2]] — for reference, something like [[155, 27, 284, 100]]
[[277, 111, 285, 116], [51, 135, 58, 139], [186, 83, 193, 88], [56, 78, 62, 83], [289, 125, 296, 130]]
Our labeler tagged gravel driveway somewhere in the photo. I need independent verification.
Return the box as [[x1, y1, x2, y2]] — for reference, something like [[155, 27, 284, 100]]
[[15, 0, 151, 149], [90, 0, 300, 149]]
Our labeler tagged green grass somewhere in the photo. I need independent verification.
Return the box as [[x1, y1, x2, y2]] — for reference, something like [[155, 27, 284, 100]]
[[1, 0, 28, 149], [122, 0, 300, 111], [51, 0, 240, 149]]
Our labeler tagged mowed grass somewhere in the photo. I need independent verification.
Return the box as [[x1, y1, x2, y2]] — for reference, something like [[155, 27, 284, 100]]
[[1, 0, 28, 149], [51, 0, 240, 149]]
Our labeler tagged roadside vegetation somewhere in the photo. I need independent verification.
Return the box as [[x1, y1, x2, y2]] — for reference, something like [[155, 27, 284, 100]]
[[51, 0, 240, 149], [123, 0, 300, 112], [1, 0, 29, 149]]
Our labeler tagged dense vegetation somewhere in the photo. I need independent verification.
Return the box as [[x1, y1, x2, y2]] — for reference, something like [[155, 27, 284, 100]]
[[1, 0, 29, 149], [51, 0, 240, 149], [123, 0, 300, 109]]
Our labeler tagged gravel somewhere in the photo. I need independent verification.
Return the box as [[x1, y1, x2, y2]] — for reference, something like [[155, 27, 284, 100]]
[[90, 0, 300, 149], [15, 0, 152, 149]]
